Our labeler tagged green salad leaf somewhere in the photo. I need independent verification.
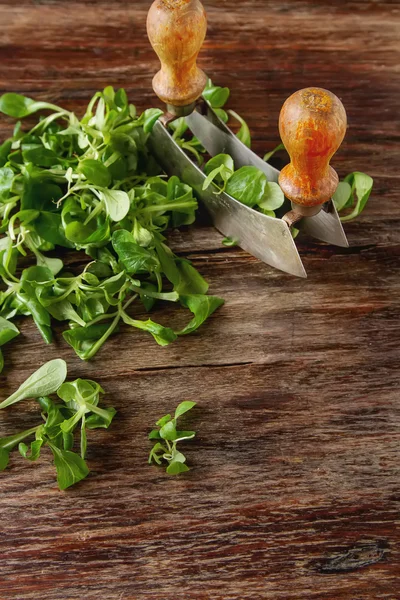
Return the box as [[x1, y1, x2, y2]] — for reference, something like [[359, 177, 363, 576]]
[[228, 109, 252, 148], [0, 361, 115, 490], [149, 401, 197, 475], [0, 317, 19, 373], [333, 172, 374, 221], [0, 359, 67, 409]]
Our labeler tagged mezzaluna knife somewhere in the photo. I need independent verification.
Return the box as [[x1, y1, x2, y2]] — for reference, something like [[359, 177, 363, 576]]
[[146, 0, 349, 278]]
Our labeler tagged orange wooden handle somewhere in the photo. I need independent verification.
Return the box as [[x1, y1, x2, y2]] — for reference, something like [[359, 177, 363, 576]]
[[147, 0, 207, 108], [278, 88, 347, 209]]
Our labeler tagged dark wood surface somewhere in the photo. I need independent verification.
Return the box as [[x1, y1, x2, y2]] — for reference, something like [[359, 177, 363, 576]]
[[0, 1, 399, 598]]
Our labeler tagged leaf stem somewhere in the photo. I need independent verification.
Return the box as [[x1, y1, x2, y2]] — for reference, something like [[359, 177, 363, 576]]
[[137, 201, 198, 214], [82, 310, 121, 360], [0, 426, 40, 450]]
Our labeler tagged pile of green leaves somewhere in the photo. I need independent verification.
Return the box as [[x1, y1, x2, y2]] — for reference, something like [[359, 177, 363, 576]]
[[0, 359, 116, 489], [0, 86, 224, 370], [148, 400, 196, 474]]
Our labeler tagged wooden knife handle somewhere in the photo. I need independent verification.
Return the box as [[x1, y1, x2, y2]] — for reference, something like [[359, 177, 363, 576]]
[[147, 0, 207, 109], [278, 87, 347, 212]]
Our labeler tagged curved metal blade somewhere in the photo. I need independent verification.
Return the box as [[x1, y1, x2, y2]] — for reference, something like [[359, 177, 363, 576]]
[[186, 103, 349, 248], [149, 121, 307, 278], [297, 200, 349, 247], [186, 105, 280, 183]]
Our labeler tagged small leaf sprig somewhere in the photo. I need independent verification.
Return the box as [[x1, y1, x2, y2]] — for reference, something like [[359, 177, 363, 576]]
[[0, 359, 116, 489], [149, 401, 196, 475]]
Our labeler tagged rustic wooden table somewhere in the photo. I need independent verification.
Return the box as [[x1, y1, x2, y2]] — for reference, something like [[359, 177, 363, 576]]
[[0, 1, 399, 599]]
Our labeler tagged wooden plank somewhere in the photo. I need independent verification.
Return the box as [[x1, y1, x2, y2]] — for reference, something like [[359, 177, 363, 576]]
[[0, 1, 399, 598], [1, 361, 399, 599]]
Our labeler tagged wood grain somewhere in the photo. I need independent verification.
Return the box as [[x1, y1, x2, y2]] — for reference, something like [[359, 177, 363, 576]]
[[0, 1, 399, 599]]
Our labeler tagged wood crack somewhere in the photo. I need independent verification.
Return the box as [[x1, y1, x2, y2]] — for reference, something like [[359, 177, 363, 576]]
[[99, 360, 256, 377], [315, 540, 388, 574]]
